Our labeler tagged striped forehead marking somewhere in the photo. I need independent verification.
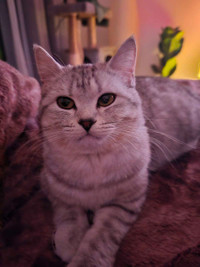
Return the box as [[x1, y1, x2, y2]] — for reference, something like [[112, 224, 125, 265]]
[[68, 65, 102, 94]]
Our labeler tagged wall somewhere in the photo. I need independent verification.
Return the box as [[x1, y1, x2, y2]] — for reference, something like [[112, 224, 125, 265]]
[[135, 0, 200, 78], [102, 0, 200, 79], [109, 0, 200, 78]]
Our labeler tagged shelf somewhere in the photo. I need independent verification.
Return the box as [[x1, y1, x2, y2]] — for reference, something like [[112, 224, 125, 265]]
[[48, 2, 95, 18]]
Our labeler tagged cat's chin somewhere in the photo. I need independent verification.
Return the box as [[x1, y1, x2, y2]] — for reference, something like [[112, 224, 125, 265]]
[[76, 133, 105, 152], [78, 133, 101, 142]]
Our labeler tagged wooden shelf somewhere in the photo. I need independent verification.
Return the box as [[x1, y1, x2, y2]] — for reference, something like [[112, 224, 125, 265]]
[[47, 2, 112, 65], [48, 3, 95, 18]]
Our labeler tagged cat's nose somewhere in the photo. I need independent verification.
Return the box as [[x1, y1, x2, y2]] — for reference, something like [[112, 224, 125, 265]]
[[78, 119, 96, 132]]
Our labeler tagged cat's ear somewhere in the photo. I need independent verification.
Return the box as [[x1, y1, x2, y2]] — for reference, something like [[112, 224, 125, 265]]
[[107, 36, 137, 78], [33, 45, 62, 83]]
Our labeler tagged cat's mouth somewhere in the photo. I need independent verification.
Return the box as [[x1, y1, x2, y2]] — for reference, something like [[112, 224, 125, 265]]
[[78, 133, 101, 142]]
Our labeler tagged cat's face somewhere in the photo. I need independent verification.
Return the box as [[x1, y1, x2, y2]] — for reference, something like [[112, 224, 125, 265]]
[[34, 37, 144, 154]]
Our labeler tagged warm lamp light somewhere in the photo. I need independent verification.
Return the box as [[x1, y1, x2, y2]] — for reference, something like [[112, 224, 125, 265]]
[[198, 63, 200, 79]]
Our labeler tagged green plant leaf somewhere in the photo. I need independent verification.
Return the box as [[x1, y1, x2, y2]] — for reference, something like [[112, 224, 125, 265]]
[[161, 27, 174, 39], [169, 39, 184, 58], [169, 31, 184, 56], [161, 57, 177, 77], [159, 37, 171, 54], [154, 26, 183, 78]]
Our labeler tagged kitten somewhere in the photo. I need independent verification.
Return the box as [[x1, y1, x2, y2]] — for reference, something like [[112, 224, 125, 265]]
[[33, 36, 200, 266], [34, 36, 150, 267]]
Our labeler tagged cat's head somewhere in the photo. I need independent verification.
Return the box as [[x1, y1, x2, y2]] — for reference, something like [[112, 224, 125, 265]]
[[34, 36, 145, 154]]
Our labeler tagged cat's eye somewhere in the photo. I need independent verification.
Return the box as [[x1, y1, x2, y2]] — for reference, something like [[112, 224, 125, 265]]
[[97, 93, 116, 107], [57, 96, 76, 109]]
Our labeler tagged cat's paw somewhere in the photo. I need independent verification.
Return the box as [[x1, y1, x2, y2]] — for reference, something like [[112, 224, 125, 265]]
[[53, 207, 90, 263], [67, 259, 88, 267], [67, 255, 102, 267], [54, 223, 78, 263]]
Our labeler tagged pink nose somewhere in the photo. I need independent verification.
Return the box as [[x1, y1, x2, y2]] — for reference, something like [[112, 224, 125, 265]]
[[78, 119, 96, 132]]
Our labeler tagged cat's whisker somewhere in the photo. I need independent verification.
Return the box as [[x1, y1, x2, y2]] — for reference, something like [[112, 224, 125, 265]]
[[144, 114, 158, 130], [150, 138, 177, 170], [108, 131, 139, 152], [151, 136, 172, 155], [149, 128, 193, 147], [9, 134, 42, 155], [16, 133, 64, 154], [107, 134, 131, 154], [101, 126, 115, 130], [101, 121, 117, 125], [41, 121, 74, 131], [150, 137, 172, 163], [61, 124, 75, 128]]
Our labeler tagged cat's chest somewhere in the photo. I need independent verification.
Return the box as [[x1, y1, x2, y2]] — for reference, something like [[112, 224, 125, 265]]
[[42, 164, 147, 210], [42, 148, 143, 208], [45, 148, 136, 187]]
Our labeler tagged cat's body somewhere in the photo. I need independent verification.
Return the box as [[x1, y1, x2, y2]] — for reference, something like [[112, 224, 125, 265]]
[[136, 77, 200, 170], [34, 37, 200, 267], [34, 37, 150, 267]]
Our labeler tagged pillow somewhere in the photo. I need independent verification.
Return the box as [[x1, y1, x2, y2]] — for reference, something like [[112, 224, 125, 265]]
[[0, 60, 40, 165]]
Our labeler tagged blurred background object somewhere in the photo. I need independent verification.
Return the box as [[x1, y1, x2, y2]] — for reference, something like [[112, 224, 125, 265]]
[[0, 0, 200, 79], [151, 27, 184, 77]]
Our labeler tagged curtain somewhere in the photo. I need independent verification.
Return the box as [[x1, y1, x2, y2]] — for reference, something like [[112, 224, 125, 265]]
[[0, 0, 50, 77]]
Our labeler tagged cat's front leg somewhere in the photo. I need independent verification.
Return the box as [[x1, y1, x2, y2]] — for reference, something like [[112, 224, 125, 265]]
[[67, 201, 143, 267], [53, 205, 89, 263]]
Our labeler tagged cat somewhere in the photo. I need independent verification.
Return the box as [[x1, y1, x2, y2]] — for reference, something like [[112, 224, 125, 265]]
[[33, 35, 200, 267], [34, 36, 151, 267]]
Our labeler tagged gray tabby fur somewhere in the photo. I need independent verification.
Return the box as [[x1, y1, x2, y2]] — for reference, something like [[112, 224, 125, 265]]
[[34, 36, 200, 267], [136, 77, 200, 170]]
